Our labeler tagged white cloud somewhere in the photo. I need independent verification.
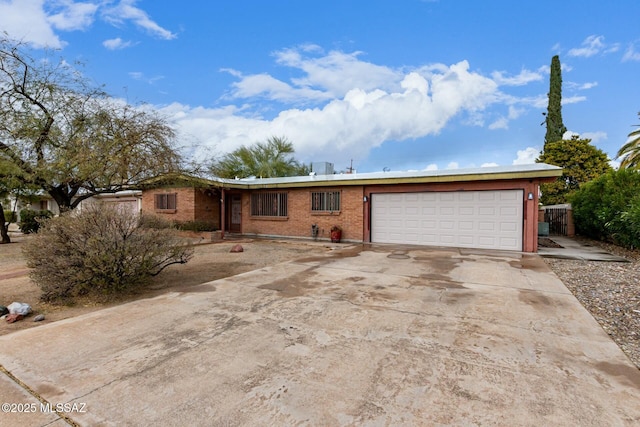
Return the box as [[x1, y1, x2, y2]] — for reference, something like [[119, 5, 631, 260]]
[[0, 0, 64, 47], [568, 35, 619, 58], [446, 162, 459, 170], [623, 42, 640, 62], [423, 164, 438, 171], [157, 47, 551, 169], [103, 37, 133, 50], [176, 49, 504, 163], [564, 130, 607, 144], [562, 95, 587, 105], [491, 69, 543, 86], [508, 105, 525, 119], [48, 0, 98, 31], [225, 72, 332, 104], [102, 0, 176, 40], [0, 0, 174, 48], [513, 147, 539, 165], [581, 131, 607, 143], [128, 71, 164, 84], [489, 117, 509, 130], [579, 82, 598, 90], [481, 162, 499, 167], [273, 47, 403, 98]]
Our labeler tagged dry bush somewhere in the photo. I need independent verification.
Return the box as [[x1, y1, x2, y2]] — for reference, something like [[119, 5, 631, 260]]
[[23, 204, 193, 302]]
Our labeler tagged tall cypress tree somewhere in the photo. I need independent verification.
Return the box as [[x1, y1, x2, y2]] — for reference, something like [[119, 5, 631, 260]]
[[544, 55, 567, 148]]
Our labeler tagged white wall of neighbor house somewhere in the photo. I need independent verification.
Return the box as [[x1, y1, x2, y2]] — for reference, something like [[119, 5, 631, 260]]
[[6, 196, 60, 219], [76, 192, 142, 216], [9, 191, 142, 220]]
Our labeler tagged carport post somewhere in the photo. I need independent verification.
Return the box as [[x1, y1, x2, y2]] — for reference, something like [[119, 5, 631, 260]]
[[220, 188, 225, 240]]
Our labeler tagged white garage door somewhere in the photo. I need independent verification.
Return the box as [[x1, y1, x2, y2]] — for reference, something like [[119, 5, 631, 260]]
[[371, 190, 523, 251]]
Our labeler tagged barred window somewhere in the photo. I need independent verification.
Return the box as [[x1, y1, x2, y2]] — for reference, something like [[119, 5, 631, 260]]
[[155, 193, 177, 210], [311, 191, 341, 212], [251, 192, 288, 217]]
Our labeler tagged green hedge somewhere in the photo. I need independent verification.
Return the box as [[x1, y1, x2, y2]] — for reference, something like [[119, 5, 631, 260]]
[[19, 209, 53, 234], [571, 169, 640, 248], [176, 220, 217, 232], [3, 210, 16, 224]]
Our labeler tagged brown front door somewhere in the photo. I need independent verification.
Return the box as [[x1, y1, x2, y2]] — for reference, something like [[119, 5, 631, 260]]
[[229, 195, 242, 233]]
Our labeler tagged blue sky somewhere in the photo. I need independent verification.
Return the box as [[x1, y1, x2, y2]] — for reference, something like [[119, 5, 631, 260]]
[[2, 0, 639, 173]]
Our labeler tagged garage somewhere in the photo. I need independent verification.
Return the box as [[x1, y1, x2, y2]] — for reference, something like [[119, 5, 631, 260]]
[[371, 190, 524, 251]]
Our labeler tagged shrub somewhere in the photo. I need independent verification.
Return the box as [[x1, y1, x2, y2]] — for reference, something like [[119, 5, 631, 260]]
[[176, 220, 217, 232], [605, 195, 640, 249], [19, 209, 53, 234], [3, 210, 16, 224], [23, 204, 194, 302], [571, 169, 640, 247], [138, 213, 176, 230]]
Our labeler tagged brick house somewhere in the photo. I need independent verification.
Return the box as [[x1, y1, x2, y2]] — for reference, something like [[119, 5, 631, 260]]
[[141, 164, 562, 253], [141, 175, 221, 229]]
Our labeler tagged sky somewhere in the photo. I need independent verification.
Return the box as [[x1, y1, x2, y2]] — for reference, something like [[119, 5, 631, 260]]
[[1, 0, 639, 174]]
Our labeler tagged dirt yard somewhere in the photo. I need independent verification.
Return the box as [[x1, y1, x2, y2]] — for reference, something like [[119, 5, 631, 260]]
[[0, 233, 334, 336]]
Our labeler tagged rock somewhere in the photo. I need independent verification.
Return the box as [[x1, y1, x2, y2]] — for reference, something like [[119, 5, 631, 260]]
[[230, 244, 244, 253], [6, 313, 24, 323], [33, 314, 45, 322]]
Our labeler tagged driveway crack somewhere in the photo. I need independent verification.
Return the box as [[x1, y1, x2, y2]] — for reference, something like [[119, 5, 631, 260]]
[[0, 363, 80, 426]]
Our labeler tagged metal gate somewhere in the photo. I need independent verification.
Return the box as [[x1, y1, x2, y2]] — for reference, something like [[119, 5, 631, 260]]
[[544, 207, 568, 236]]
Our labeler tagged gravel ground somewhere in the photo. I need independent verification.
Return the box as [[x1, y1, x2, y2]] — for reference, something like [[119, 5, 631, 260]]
[[543, 237, 640, 370]]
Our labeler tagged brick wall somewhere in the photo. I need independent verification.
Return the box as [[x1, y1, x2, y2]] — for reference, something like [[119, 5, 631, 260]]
[[241, 186, 365, 242], [142, 187, 220, 228], [194, 188, 220, 228]]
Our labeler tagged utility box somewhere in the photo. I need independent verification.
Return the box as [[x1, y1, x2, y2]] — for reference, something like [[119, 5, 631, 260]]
[[311, 162, 334, 175], [538, 222, 549, 236]]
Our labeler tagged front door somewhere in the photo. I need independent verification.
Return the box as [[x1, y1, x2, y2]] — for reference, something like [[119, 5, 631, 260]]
[[229, 195, 242, 233]]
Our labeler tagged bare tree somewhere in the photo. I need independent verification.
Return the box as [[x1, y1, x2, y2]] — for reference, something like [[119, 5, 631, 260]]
[[0, 37, 183, 211]]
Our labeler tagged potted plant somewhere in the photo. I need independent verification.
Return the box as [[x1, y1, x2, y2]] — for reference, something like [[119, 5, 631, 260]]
[[330, 225, 342, 243]]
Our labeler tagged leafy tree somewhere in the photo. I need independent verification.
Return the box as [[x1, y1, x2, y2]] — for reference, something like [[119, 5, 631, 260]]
[[210, 136, 309, 178], [0, 160, 16, 243], [0, 204, 9, 243], [543, 55, 567, 149], [537, 136, 611, 205], [0, 38, 183, 212], [0, 158, 37, 243], [616, 111, 640, 169]]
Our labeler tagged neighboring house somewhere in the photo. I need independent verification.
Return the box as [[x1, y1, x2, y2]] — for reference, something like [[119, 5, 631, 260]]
[[12, 190, 142, 219], [141, 164, 562, 253], [77, 190, 143, 217]]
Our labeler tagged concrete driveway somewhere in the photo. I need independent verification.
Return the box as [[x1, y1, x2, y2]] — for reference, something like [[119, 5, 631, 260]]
[[1, 244, 639, 426]]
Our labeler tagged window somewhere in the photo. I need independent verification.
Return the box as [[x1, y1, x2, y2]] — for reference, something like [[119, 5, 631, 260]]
[[251, 192, 288, 217], [311, 191, 341, 212], [155, 193, 177, 211]]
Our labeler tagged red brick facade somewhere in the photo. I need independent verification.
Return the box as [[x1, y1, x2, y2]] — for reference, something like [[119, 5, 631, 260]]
[[239, 186, 365, 241], [141, 187, 220, 228], [140, 165, 561, 252]]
